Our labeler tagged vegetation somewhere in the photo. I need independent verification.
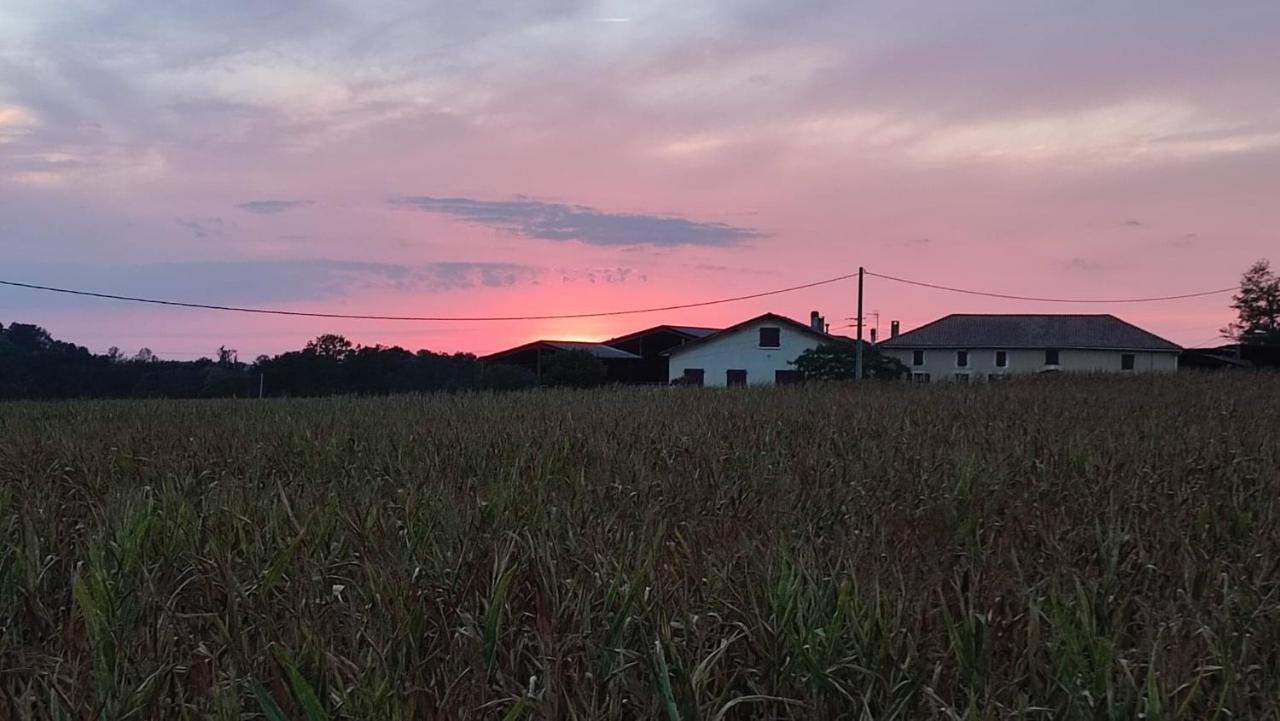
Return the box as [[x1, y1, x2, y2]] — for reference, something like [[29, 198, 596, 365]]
[[2, 374, 1278, 719], [1222, 259, 1280, 344], [792, 340, 909, 380], [0, 324, 513, 400]]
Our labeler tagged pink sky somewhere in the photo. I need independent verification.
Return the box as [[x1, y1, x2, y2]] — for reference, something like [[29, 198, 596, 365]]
[[2, 2, 1278, 358]]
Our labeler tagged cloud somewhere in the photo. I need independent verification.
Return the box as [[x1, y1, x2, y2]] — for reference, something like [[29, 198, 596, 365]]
[[1124, 219, 1144, 227], [176, 216, 228, 239], [0, 259, 543, 308], [237, 199, 313, 214], [559, 266, 647, 284], [390, 196, 763, 247]]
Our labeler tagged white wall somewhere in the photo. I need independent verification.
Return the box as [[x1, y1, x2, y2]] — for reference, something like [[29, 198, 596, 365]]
[[668, 320, 824, 386], [881, 347, 1179, 381]]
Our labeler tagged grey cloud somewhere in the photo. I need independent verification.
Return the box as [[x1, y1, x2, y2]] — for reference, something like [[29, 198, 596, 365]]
[[559, 267, 646, 285], [390, 196, 763, 247], [1124, 219, 1144, 227], [0, 259, 541, 309], [176, 216, 228, 240], [237, 199, 314, 215]]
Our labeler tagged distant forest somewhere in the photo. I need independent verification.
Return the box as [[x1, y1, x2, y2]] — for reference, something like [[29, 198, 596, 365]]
[[0, 323, 544, 400]]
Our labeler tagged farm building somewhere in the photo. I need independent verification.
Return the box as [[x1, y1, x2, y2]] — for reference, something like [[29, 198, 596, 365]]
[[665, 312, 834, 386], [479, 340, 640, 383], [604, 325, 721, 383], [878, 314, 1181, 382]]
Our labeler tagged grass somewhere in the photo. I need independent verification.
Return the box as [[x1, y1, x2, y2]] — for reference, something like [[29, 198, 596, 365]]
[[1, 374, 1278, 719]]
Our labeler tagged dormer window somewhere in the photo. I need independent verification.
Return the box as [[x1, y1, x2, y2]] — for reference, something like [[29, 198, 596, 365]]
[[759, 327, 781, 348]]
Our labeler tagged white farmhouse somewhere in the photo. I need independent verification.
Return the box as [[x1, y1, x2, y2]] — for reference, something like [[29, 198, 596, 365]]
[[666, 312, 834, 386], [878, 314, 1181, 382]]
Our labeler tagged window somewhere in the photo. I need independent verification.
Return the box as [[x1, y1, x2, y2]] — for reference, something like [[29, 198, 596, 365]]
[[1045, 348, 1061, 366], [1121, 353, 1135, 371], [758, 327, 781, 348], [775, 369, 803, 385], [954, 373, 970, 383], [726, 369, 747, 386], [988, 373, 1009, 382], [912, 350, 925, 366], [912, 372, 931, 384], [995, 351, 1008, 368], [682, 368, 704, 386], [956, 350, 969, 368]]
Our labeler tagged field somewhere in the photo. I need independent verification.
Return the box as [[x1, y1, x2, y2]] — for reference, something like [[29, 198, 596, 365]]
[[2, 375, 1279, 720]]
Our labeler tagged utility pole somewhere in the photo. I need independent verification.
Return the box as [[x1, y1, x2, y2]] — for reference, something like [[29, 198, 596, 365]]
[[258, 373, 265, 399], [855, 266, 865, 382]]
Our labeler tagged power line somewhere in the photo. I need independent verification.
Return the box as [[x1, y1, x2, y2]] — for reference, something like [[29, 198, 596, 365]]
[[865, 270, 1237, 303], [0, 268, 1238, 323], [0, 272, 859, 322]]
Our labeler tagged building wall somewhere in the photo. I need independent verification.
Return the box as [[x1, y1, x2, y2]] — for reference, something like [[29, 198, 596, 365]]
[[668, 321, 824, 386], [881, 347, 1179, 381], [609, 330, 698, 384]]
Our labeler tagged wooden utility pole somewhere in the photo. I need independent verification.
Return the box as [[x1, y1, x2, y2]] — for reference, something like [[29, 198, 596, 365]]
[[855, 266, 865, 382]]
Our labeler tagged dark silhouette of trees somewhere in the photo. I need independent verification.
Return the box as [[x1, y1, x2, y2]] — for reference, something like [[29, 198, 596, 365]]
[[0, 324, 490, 400], [1223, 259, 1280, 344], [793, 340, 909, 381]]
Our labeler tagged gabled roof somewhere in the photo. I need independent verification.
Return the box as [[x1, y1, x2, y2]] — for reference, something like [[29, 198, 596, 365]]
[[604, 324, 721, 345], [665, 313, 835, 356], [879, 314, 1181, 351], [482, 340, 641, 361]]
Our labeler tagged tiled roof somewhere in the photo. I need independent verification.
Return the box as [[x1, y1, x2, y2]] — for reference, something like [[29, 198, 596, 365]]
[[604, 325, 722, 345], [665, 313, 835, 356], [664, 326, 721, 338], [879, 314, 1181, 351]]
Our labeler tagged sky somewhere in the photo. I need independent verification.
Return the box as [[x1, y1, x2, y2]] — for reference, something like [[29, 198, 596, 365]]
[[2, 1, 1278, 358]]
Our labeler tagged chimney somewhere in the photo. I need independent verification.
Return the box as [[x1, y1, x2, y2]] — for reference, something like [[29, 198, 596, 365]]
[[890, 320, 900, 339], [870, 328, 878, 344], [810, 310, 825, 333]]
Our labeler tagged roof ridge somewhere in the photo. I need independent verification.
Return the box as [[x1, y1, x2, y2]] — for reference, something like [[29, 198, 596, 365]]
[[880, 313, 1181, 351]]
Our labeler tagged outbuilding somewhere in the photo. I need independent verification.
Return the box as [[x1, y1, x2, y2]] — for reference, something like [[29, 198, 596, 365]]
[[480, 340, 641, 383]]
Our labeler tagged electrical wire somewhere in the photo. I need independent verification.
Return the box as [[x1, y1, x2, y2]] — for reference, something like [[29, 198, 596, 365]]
[[0, 272, 860, 322], [0, 268, 1239, 322], [865, 270, 1237, 303]]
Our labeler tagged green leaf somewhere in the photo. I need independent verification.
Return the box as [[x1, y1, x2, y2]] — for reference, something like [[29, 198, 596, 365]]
[[251, 681, 289, 721], [275, 650, 329, 721]]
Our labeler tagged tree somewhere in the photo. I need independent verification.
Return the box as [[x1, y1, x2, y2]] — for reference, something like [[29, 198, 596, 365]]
[[216, 346, 239, 366], [1222, 259, 1280, 344], [305, 334, 354, 360], [540, 349, 608, 388], [792, 341, 909, 381]]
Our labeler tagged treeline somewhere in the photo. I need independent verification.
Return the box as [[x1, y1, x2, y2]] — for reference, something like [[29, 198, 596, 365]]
[[0, 324, 542, 400]]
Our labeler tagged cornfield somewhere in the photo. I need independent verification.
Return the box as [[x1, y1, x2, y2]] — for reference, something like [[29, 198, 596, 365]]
[[1, 374, 1278, 719]]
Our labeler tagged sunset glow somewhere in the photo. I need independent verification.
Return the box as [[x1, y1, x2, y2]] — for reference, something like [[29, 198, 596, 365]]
[[3, 2, 1278, 357]]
